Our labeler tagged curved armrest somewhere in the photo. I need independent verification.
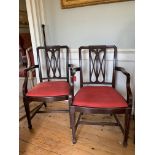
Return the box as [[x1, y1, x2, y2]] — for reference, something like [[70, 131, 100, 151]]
[[22, 65, 39, 97], [115, 67, 132, 107], [115, 67, 130, 77], [24, 65, 39, 73]]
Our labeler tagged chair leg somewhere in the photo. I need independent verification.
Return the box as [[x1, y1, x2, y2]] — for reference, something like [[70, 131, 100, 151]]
[[43, 102, 47, 107], [70, 107, 76, 144], [23, 101, 32, 129], [123, 110, 131, 147], [69, 106, 72, 129]]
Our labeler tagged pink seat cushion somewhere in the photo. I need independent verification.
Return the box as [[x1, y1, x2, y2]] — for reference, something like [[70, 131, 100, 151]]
[[73, 86, 128, 108], [26, 81, 70, 97]]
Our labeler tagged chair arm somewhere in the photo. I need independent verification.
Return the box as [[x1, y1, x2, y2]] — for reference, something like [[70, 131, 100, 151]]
[[115, 67, 132, 107], [22, 65, 39, 97], [115, 67, 130, 77], [24, 65, 39, 73]]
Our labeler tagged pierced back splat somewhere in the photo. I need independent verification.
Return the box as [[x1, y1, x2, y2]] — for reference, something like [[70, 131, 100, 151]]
[[37, 46, 69, 82], [79, 45, 117, 87]]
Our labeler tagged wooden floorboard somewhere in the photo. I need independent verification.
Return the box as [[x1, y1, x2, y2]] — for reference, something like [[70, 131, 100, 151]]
[[19, 98, 135, 155]]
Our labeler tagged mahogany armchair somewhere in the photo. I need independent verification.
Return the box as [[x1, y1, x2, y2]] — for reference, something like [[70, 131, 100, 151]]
[[69, 45, 132, 147], [23, 45, 72, 129]]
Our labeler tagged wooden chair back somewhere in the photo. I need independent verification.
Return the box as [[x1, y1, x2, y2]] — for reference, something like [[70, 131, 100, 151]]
[[37, 46, 69, 82], [79, 45, 117, 88]]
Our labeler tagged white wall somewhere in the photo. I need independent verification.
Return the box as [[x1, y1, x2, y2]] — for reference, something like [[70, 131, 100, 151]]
[[44, 0, 135, 49]]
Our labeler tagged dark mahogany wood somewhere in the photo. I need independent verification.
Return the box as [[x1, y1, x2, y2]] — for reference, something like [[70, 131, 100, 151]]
[[69, 45, 132, 147], [23, 45, 72, 129]]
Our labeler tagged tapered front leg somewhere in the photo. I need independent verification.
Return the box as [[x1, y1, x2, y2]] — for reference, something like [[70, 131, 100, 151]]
[[24, 100, 32, 129], [69, 106, 72, 129], [43, 102, 47, 107], [70, 106, 76, 144], [123, 109, 131, 147]]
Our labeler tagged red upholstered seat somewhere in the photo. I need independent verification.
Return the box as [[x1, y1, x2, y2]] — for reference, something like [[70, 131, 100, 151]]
[[26, 81, 70, 97], [73, 86, 128, 108]]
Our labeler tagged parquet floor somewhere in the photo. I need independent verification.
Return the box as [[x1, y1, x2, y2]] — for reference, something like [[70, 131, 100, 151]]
[[19, 98, 135, 155]]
